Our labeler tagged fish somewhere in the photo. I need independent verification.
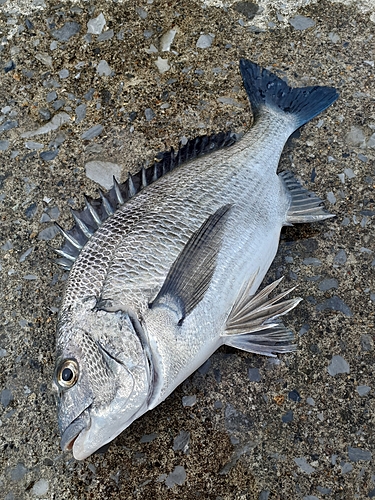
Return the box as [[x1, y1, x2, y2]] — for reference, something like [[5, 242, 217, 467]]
[[53, 59, 338, 460]]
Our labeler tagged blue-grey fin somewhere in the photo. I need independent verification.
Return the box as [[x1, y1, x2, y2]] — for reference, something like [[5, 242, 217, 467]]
[[224, 276, 302, 357], [70, 209, 94, 239], [98, 189, 114, 216], [55, 131, 237, 269], [240, 59, 339, 128], [150, 204, 232, 323], [280, 171, 335, 224]]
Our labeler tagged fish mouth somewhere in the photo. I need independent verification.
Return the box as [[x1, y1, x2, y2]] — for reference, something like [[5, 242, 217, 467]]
[[60, 410, 91, 452]]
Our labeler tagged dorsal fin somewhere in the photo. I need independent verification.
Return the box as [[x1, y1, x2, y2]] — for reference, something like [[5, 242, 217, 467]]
[[54, 131, 237, 270]]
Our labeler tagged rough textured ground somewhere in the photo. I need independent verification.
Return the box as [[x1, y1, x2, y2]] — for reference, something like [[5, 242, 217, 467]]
[[0, 0, 374, 499]]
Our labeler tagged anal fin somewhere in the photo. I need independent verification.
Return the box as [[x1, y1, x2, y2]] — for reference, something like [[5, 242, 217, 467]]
[[280, 171, 335, 224], [223, 276, 301, 357]]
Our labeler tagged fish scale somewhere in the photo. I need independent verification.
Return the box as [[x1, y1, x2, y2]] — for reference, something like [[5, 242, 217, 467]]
[[53, 60, 338, 460]]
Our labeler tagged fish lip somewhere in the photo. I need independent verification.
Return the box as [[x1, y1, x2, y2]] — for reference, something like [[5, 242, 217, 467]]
[[60, 409, 91, 452]]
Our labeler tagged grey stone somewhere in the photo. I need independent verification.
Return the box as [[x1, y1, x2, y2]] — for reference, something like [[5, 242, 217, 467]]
[[155, 57, 170, 73], [334, 249, 347, 264], [234, 1, 259, 20], [317, 296, 352, 316], [248, 367, 261, 382], [145, 108, 155, 121], [10, 463, 28, 482], [97, 29, 114, 42], [75, 104, 87, 123], [21, 113, 71, 138], [318, 278, 338, 291], [344, 168, 355, 179], [294, 457, 315, 474], [140, 433, 158, 443], [97, 60, 112, 76], [46, 91, 57, 103], [361, 334, 373, 351], [306, 397, 315, 406], [282, 410, 293, 423], [327, 191, 336, 204], [85, 160, 121, 189], [356, 385, 371, 396], [87, 13, 106, 35], [182, 395, 196, 407], [303, 257, 322, 266], [1, 388, 13, 407], [81, 124, 104, 140], [328, 32, 340, 43], [367, 132, 375, 148], [25, 202, 37, 218], [196, 34, 214, 49], [38, 108, 51, 121], [345, 126, 365, 147], [51, 22, 81, 41], [327, 355, 350, 376], [259, 491, 270, 500], [136, 7, 148, 19], [0, 120, 18, 133], [173, 430, 190, 453], [52, 100, 65, 111], [59, 69, 69, 79], [303, 496, 319, 500], [1, 240, 13, 251], [23, 274, 37, 280], [0, 139, 9, 150], [35, 53, 53, 68], [348, 447, 372, 462], [316, 486, 332, 494], [165, 466, 186, 488], [358, 153, 368, 162], [31, 479, 49, 496], [341, 462, 353, 474], [25, 141, 43, 150], [37, 226, 59, 240], [289, 15, 316, 30], [40, 150, 59, 161], [19, 247, 34, 262]]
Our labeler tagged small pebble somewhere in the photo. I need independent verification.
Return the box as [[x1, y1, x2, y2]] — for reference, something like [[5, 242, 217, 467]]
[[356, 385, 371, 396], [327, 355, 350, 376], [136, 7, 148, 19], [344, 168, 355, 179], [87, 13, 106, 34], [289, 15, 316, 30], [288, 390, 301, 402], [334, 249, 347, 264], [40, 150, 59, 161], [282, 410, 293, 423], [165, 466, 186, 488], [294, 457, 315, 474], [173, 430, 190, 453], [303, 257, 322, 266], [182, 395, 196, 407], [317, 296, 352, 316], [345, 126, 365, 147], [144, 108, 155, 121], [306, 397, 315, 406], [51, 22, 81, 41], [98, 29, 114, 42], [327, 191, 336, 204], [10, 463, 28, 482], [140, 433, 158, 443], [248, 367, 261, 382], [348, 446, 372, 462], [37, 226, 60, 240], [1, 388, 13, 407], [318, 278, 338, 291], [81, 124, 103, 140], [25, 141, 43, 150], [31, 478, 49, 496], [97, 60, 112, 76], [196, 34, 214, 49], [0, 140, 10, 150], [59, 69, 69, 79]]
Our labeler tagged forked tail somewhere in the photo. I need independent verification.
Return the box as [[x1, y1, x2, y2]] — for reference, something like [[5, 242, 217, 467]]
[[240, 59, 339, 128]]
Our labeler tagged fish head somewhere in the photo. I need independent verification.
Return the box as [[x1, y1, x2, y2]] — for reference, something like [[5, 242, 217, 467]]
[[53, 301, 151, 460]]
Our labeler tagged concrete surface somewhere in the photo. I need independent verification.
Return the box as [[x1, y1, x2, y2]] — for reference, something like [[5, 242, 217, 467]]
[[0, 0, 374, 498]]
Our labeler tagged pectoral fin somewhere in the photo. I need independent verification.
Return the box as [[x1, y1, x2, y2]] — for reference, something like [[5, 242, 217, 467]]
[[223, 276, 301, 357], [150, 205, 232, 323]]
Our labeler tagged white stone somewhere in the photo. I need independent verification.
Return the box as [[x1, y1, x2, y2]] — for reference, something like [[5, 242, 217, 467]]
[[160, 29, 177, 51], [32, 479, 49, 496], [196, 34, 214, 49]]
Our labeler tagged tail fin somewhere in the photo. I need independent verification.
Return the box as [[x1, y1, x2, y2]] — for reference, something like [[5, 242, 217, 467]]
[[240, 59, 339, 128]]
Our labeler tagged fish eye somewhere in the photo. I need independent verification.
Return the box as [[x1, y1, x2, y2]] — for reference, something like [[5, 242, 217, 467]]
[[56, 359, 79, 389]]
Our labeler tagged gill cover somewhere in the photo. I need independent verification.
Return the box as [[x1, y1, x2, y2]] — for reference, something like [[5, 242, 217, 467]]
[[55, 305, 151, 459]]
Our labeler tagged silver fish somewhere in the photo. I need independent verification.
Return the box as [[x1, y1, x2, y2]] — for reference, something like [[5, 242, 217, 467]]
[[53, 60, 338, 460]]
